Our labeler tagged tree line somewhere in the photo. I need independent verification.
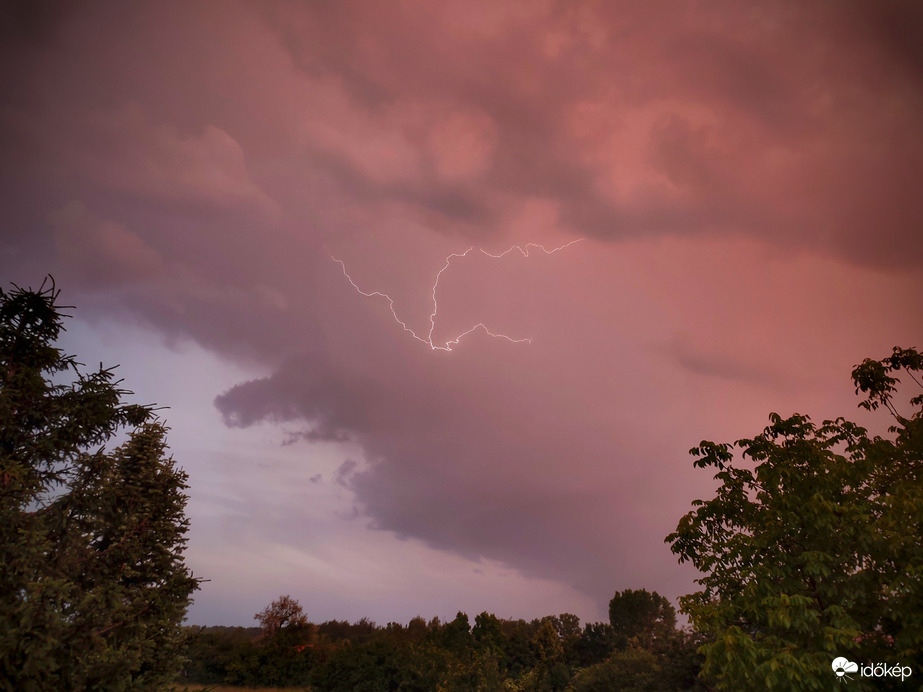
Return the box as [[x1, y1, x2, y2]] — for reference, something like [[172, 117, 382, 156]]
[[180, 590, 704, 691], [2, 280, 920, 690]]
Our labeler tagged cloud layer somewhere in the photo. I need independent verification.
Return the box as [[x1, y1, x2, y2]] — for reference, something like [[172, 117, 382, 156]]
[[2, 0, 922, 619]]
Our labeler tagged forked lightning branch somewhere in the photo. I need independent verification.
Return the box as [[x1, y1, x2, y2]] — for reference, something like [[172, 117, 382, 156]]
[[331, 239, 582, 351]]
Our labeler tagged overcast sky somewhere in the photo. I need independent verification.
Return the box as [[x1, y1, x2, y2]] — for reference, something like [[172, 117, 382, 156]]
[[2, 0, 922, 627]]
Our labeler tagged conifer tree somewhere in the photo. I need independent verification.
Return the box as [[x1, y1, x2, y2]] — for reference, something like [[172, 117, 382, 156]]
[[0, 280, 199, 690]]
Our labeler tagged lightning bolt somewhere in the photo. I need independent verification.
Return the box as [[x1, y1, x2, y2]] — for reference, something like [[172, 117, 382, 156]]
[[331, 239, 583, 351]]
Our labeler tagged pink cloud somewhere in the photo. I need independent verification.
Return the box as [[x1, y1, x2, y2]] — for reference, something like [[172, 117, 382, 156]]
[[73, 104, 278, 214], [429, 109, 498, 181], [48, 201, 163, 288], [2, 0, 922, 622]]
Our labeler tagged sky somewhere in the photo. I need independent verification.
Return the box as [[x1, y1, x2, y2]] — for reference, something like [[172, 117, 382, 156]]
[[2, 0, 923, 628]]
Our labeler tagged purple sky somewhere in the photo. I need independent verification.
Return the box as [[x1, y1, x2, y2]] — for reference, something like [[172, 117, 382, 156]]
[[2, 0, 922, 627]]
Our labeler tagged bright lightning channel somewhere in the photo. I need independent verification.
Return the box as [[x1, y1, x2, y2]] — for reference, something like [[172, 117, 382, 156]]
[[331, 239, 583, 352]]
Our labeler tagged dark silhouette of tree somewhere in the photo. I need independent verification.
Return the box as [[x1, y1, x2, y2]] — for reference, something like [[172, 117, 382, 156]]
[[572, 647, 662, 692], [0, 280, 199, 689], [608, 588, 677, 649], [183, 607, 704, 690], [473, 611, 506, 651], [573, 621, 615, 667], [441, 611, 473, 654]]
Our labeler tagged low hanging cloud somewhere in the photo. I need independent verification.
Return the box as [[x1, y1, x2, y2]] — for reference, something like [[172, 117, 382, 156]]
[[213, 342, 694, 600]]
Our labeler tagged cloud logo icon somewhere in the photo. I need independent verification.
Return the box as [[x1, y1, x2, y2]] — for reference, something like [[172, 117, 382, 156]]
[[832, 657, 859, 679]]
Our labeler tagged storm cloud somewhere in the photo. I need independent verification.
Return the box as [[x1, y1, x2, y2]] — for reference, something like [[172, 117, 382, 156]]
[[2, 0, 922, 620]]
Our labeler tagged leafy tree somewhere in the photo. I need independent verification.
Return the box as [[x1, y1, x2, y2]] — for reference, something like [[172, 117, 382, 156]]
[[548, 612, 581, 642], [0, 280, 199, 690], [571, 648, 662, 692], [473, 611, 506, 652], [545, 613, 581, 667], [244, 595, 316, 685], [406, 615, 428, 643], [531, 619, 564, 665], [317, 618, 353, 643], [441, 611, 473, 654], [182, 626, 258, 685], [310, 638, 448, 692], [525, 619, 569, 691], [500, 618, 539, 677], [652, 629, 708, 692], [572, 621, 614, 667], [667, 346, 923, 691], [608, 589, 676, 649], [255, 594, 310, 640]]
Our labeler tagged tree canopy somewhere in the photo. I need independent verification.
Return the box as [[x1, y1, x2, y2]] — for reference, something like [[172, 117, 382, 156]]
[[255, 594, 310, 639], [182, 594, 702, 691], [0, 280, 199, 690], [667, 346, 923, 690], [608, 588, 677, 649]]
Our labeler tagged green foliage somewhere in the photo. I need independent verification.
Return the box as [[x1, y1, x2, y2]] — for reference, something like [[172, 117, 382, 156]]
[[530, 619, 564, 664], [547, 613, 581, 643], [473, 611, 505, 651], [498, 618, 540, 677], [182, 608, 703, 691], [608, 588, 677, 649], [667, 346, 923, 691], [0, 280, 199, 691], [572, 622, 614, 667], [180, 627, 260, 684], [309, 638, 449, 692], [441, 611, 473, 656], [224, 642, 316, 688], [651, 629, 709, 692], [571, 647, 661, 692]]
